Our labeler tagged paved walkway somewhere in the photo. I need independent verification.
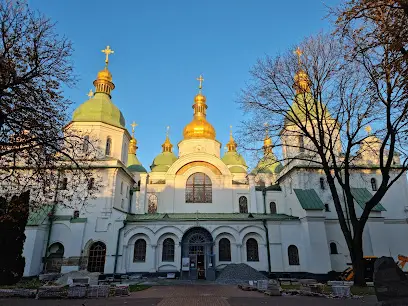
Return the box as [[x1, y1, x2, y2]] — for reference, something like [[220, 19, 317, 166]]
[[0, 285, 378, 306]]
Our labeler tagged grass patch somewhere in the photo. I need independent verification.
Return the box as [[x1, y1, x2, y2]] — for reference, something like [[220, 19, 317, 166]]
[[350, 286, 375, 296], [0, 278, 42, 289], [129, 284, 151, 292]]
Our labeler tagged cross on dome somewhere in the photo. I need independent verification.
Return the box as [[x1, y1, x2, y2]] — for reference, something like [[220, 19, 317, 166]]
[[101, 45, 114, 67], [294, 47, 303, 66], [87, 89, 94, 98], [131, 121, 138, 137], [197, 75, 204, 93]]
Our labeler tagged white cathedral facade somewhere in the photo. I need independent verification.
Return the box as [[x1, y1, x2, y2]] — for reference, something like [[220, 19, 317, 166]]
[[22, 51, 408, 280]]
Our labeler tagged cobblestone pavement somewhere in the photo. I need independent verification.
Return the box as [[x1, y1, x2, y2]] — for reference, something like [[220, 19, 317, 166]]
[[0, 285, 378, 306]]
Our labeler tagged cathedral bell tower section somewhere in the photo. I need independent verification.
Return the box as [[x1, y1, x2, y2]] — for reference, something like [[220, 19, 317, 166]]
[[178, 75, 221, 157]]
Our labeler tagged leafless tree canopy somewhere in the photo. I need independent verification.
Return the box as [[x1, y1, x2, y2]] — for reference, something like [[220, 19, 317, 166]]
[[0, 0, 100, 214], [239, 31, 408, 285]]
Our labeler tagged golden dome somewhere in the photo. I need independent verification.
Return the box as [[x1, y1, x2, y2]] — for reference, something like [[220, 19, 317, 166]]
[[182, 76, 216, 140], [294, 69, 310, 94], [96, 68, 113, 82], [183, 117, 216, 140], [194, 93, 206, 103]]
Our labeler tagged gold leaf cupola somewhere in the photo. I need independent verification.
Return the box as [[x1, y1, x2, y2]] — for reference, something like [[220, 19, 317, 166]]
[[226, 125, 237, 152], [293, 47, 310, 95], [127, 121, 147, 173], [183, 75, 216, 140], [263, 123, 273, 154], [71, 45, 125, 128], [162, 126, 173, 152], [94, 46, 115, 97]]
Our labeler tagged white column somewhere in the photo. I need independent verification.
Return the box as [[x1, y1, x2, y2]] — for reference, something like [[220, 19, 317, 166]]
[[150, 244, 157, 272], [236, 243, 242, 263]]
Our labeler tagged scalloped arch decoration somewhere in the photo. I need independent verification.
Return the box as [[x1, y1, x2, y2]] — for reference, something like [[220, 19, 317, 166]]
[[176, 161, 222, 175]]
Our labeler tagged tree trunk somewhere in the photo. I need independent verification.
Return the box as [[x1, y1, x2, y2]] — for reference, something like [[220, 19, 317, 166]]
[[351, 233, 366, 286]]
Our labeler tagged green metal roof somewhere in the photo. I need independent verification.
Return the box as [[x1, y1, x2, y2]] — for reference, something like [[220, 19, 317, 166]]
[[252, 153, 283, 174], [150, 151, 178, 172], [229, 166, 247, 173], [27, 205, 53, 226], [294, 189, 325, 210], [222, 151, 247, 167], [127, 153, 147, 173], [126, 213, 298, 222], [350, 188, 386, 212], [72, 92, 125, 128]]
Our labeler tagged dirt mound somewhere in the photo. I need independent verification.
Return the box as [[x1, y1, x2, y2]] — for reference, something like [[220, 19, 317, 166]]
[[216, 263, 267, 284]]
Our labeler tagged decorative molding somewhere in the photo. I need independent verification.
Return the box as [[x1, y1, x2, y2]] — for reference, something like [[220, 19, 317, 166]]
[[176, 161, 222, 175]]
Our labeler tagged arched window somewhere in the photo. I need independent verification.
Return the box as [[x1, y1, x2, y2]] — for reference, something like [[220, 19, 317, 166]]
[[121, 199, 124, 209], [83, 135, 89, 153], [148, 194, 158, 214], [330, 242, 338, 254], [239, 196, 248, 213], [88, 241, 106, 272], [246, 238, 259, 262], [185, 173, 212, 203], [270, 202, 277, 214], [299, 135, 304, 152], [88, 178, 95, 190], [120, 181, 123, 194], [46, 242, 64, 273], [134, 239, 146, 262], [325, 203, 330, 212], [105, 137, 112, 156], [219, 238, 231, 261], [371, 178, 377, 191], [60, 177, 68, 190], [320, 177, 325, 190], [288, 245, 300, 265], [162, 238, 175, 262]]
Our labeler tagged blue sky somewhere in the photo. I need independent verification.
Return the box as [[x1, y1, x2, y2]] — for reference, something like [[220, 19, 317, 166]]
[[29, 0, 339, 169]]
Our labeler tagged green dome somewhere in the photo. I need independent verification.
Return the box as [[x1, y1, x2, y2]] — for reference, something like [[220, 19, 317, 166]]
[[127, 154, 146, 173], [222, 151, 247, 167], [252, 154, 283, 174], [285, 92, 331, 126], [150, 151, 178, 172], [229, 166, 247, 173], [72, 93, 125, 128]]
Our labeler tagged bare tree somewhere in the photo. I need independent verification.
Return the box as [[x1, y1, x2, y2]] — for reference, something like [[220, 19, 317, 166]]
[[333, 0, 408, 57], [239, 33, 408, 286], [0, 0, 100, 219]]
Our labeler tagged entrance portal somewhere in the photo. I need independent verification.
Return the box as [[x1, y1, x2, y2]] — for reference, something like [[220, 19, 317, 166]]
[[181, 227, 215, 280]]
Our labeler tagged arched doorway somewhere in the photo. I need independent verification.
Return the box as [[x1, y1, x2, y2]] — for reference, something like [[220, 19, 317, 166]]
[[45, 242, 64, 273], [181, 227, 214, 280], [87, 241, 106, 273]]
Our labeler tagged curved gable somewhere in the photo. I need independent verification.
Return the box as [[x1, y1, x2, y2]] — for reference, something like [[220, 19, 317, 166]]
[[177, 161, 222, 175], [167, 152, 231, 176]]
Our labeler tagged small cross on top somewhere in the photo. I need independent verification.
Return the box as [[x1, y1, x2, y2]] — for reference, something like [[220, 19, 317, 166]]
[[87, 89, 94, 98], [101, 45, 114, 67], [131, 121, 138, 136], [365, 125, 372, 135], [197, 75, 204, 92], [294, 47, 303, 66]]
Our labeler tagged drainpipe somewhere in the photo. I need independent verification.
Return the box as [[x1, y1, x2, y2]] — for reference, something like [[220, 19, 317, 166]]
[[113, 188, 133, 274], [262, 188, 272, 275], [43, 171, 60, 271]]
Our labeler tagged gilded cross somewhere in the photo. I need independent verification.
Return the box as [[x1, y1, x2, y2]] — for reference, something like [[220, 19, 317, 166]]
[[197, 75, 204, 92], [87, 89, 94, 98], [101, 45, 114, 66], [131, 121, 137, 136], [294, 47, 303, 66], [166, 126, 170, 137], [230, 125, 233, 137]]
